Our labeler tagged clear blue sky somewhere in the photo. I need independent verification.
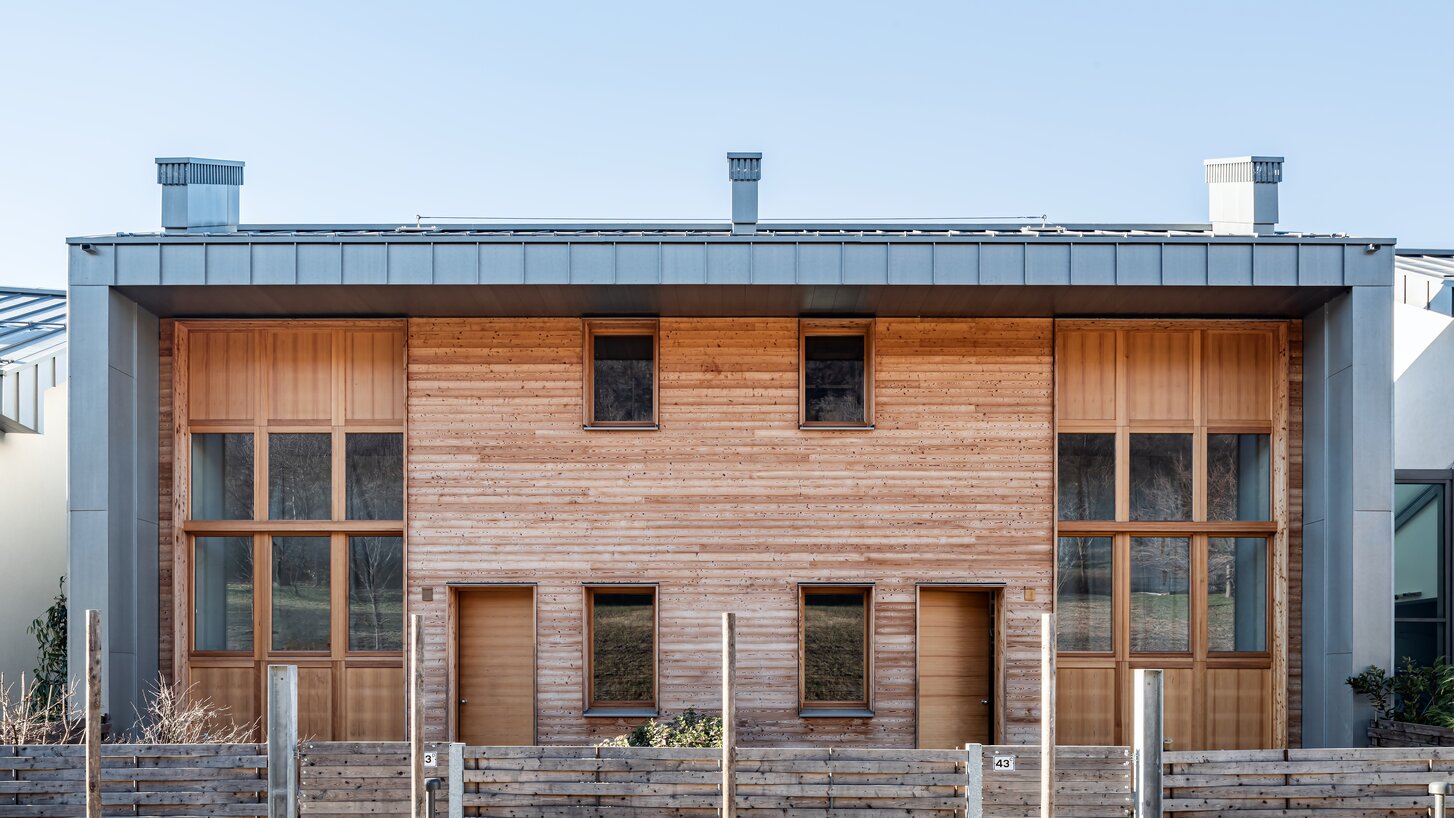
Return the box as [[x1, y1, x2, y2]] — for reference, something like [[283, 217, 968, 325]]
[[3, 0, 1451, 290]]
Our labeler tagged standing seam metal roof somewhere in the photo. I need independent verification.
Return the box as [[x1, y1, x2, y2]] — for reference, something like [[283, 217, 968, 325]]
[[0, 288, 66, 366]]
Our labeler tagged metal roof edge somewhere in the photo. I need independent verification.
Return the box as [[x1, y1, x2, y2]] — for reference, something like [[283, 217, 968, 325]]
[[66, 232, 1397, 245], [0, 285, 66, 297], [1397, 248, 1454, 257]]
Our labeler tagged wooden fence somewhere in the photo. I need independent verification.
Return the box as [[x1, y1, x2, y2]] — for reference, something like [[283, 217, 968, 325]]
[[1163, 746, 1454, 815], [0, 743, 266, 818], [980, 745, 1133, 818]]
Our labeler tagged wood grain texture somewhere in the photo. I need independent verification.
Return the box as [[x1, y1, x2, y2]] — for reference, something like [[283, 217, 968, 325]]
[[457, 587, 536, 745], [406, 318, 1056, 746], [917, 589, 993, 748]]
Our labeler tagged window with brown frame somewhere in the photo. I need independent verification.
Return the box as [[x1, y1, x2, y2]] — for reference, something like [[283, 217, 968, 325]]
[[800, 320, 873, 428], [799, 585, 872, 713], [585, 586, 657, 711], [583, 319, 659, 428]]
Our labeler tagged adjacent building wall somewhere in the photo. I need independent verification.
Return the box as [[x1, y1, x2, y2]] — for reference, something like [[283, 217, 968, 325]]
[[0, 384, 68, 686], [1394, 301, 1454, 471]]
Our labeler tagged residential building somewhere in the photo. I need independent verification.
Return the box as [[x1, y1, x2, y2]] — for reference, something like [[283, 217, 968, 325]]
[[65, 154, 1394, 749]]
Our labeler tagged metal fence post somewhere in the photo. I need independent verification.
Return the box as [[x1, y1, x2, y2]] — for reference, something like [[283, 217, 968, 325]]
[[448, 742, 464, 818], [1133, 669, 1164, 818], [964, 743, 983, 818], [1432, 782, 1450, 818], [267, 665, 298, 818]]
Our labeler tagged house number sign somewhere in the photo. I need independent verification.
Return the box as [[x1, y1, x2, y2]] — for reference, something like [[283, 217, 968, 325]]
[[991, 754, 1016, 772]]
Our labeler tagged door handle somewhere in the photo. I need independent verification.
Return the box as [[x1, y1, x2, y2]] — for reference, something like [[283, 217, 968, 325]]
[[459, 698, 469, 705], [981, 700, 990, 706]]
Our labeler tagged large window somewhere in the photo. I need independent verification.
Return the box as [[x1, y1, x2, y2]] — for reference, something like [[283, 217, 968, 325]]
[[584, 319, 658, 428], [1396, 474, 1452, 666], [586, 587, 657, 710], [800, 320, 873, 428], [800, 586, 871, 712]]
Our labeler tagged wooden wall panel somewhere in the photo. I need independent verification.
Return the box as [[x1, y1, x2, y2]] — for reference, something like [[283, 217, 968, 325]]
[[297, 666, 334, 741], [344, 666, 405, 740], [1206, 668, 1270, 750], [346, 330, 406, 423], [188, 330, 255, 423], [1205, 332, 1274, 423], [1056, 329, 1117, 422], [158, 321, 175, 685], [1125, 331, 1194, 422], [407, 318, 1055, 747], [268, 330, 333, 422], [191, 666, 256, 731], [1162, 667, 1196, 753], [1056, 667, 1117, 746]]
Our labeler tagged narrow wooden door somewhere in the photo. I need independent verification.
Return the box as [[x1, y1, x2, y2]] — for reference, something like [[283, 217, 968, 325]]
[[918, 589, 994, 748], [456, 587, 535, 745]]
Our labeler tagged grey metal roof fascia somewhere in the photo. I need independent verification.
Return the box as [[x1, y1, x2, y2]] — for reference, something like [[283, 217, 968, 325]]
[[67, 232, 1396, 245], [1397, 249, 1454, 257], [0, 286, 66, 298]]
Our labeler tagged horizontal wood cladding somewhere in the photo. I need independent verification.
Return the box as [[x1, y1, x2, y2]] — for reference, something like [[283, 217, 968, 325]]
[[406, 318, 1056, 746]]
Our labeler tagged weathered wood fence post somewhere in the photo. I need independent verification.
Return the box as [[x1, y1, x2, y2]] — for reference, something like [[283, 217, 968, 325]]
[[84, 609, 101, 818], [410, 614, 426, 818], [964, 743, 983, 818], [267, 665, 298, 818], [1040, 612, 1055, 818], [722, 612, 737, 818], [1133, 669, 1164, 818]]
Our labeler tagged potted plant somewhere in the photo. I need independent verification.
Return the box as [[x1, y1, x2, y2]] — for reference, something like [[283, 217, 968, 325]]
[[1347, 658, 1454, 746]]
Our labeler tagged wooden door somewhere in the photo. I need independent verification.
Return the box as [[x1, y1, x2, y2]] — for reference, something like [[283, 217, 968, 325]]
[[457, 587, 536, 745], [918, 589, 994, 748]]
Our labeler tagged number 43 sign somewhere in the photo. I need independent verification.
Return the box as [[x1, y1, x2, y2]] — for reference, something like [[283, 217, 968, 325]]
[[991, 754, 1016, 772]]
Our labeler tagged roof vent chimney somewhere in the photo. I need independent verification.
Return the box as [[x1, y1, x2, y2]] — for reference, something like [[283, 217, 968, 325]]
[[1204, 156, 1283, 234], [728, 152, 761, 236], [156, 157, 244, 232]]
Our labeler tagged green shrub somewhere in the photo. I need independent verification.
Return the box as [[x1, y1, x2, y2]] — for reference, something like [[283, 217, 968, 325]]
[[1348, 657, 1454, 728], [598, 708, 723, 748]]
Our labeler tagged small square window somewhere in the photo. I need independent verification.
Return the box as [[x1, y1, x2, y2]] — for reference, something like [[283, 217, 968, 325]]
[[584, 320, 658, 428], [801, 321, 872, 428], [800, 586, 871, 711], [586, 587, 656, 709]]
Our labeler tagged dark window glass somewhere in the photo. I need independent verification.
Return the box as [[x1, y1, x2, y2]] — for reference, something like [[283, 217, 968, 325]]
[[268, 434, 332, 520], [804, 334, 866, 425], [591, 591, 655, 704], [1058, 434, 1115, 521], [1395, 482, 1447, 663], [193, 536, 252, 651], [1130, 536, 1190, 652], [1207, 537, 1267, 652], [349, 536, 403, 651], [592, 334, 654, 424], [802, 590, 867, 705], [271, 536, 331, 651], [1057, 536, 1113, 652], [191, 433, 253, 520], [1130, 434, 1193, 521], [346, 433, 403, 521], [1208, 434, 1271, 521]]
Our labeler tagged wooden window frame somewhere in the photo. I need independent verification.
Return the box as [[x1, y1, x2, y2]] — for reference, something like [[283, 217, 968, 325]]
[[583, 585, 659, 714], [798, 584, 874, 715], [582, 319, 660, 430], [799, 319, 874, 429]]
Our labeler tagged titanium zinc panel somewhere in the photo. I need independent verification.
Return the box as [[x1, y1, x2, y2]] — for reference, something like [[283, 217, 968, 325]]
[[480, 244, 525, 283], [433, 244, 478, 284], [1207, 244, 1253, 285], [1253, 244, 1299, 286], [1115, 244, 1160, 285], [1346, 244, 1393, 286], [797, 244, 842, 285], [707, 244, 749, 284], [342, 244, 386, 284], [205, 245, 250, 284], [387, 244, 432, 284], [888, 244, 932, 284], [117, 245, 161, 286], [1071, 244, 1116, 285], [1298, 244, 1343, 286], [1161, 244, 1208, 286], [570, 245, 615, 284], [980, 244, 1025, 285], [1025, 244, 1070, 285], [752, 244, 795, 284], [615, 244, 660, 284], [661, 244, 706, 283], [160, 245, 204, 286], [69, 244, 115, 286], [933, 244, 978, 284], [524, 244, 569, 284], [843, 244, 888, 285], [251, 244, 297, 285], [297, 244, 343, 284]]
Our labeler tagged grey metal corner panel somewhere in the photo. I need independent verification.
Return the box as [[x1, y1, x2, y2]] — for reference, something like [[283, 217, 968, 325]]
[[117, 245, 162, 286], [386, 244, 432, 285], [1298, 244, 1344, 287], [297, 244, 343, 284], [67, 509, 108, 706], [206, 244, 250, 285], [1025, 244, 1070, 285], [68, 286, 109, 511], [1350, 287, 1393, 511], [432, 243, 478, 285], [160, 245, 205, 286], [524, 244, 569, 284], [615, 244, 660, 285], [1321, 652, 1358, 746], [752, 244, 795, 284], [797, 244, 842, 285], [1326, 292, 1354, 375], [570, 245, 616, 285], [1207, 244, 1253, 286], [107, 294, 137, 376], [251, 244, 297, 285], [887, 244, 932, 284], [661, 244, 706, 284], [341, 244, 386, 285], [1161, 244, 1208, 286], [1345, 245, 1394, 287], [70, 243, 116, 286], [707, 244, 749, 284], [480, 244, 525, 284], [1253, 245, 1299, 286], [1070, 244, 1116, 285], [1115, 244, 1161, 285], [932, 244, 978, 285], [843, 244, 888, 285], [980, 244, 1025, 285], [1351, 508, 1394, 656]]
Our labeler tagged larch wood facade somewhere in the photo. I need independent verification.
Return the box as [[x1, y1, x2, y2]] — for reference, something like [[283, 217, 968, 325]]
[[159, 315, 1302, 748]]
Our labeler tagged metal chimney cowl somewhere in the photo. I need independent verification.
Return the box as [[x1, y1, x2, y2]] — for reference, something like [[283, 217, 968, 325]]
[[1204, 156, 1283, 235], [156, 157, 245, 232], [728, 152, 761, 236]]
